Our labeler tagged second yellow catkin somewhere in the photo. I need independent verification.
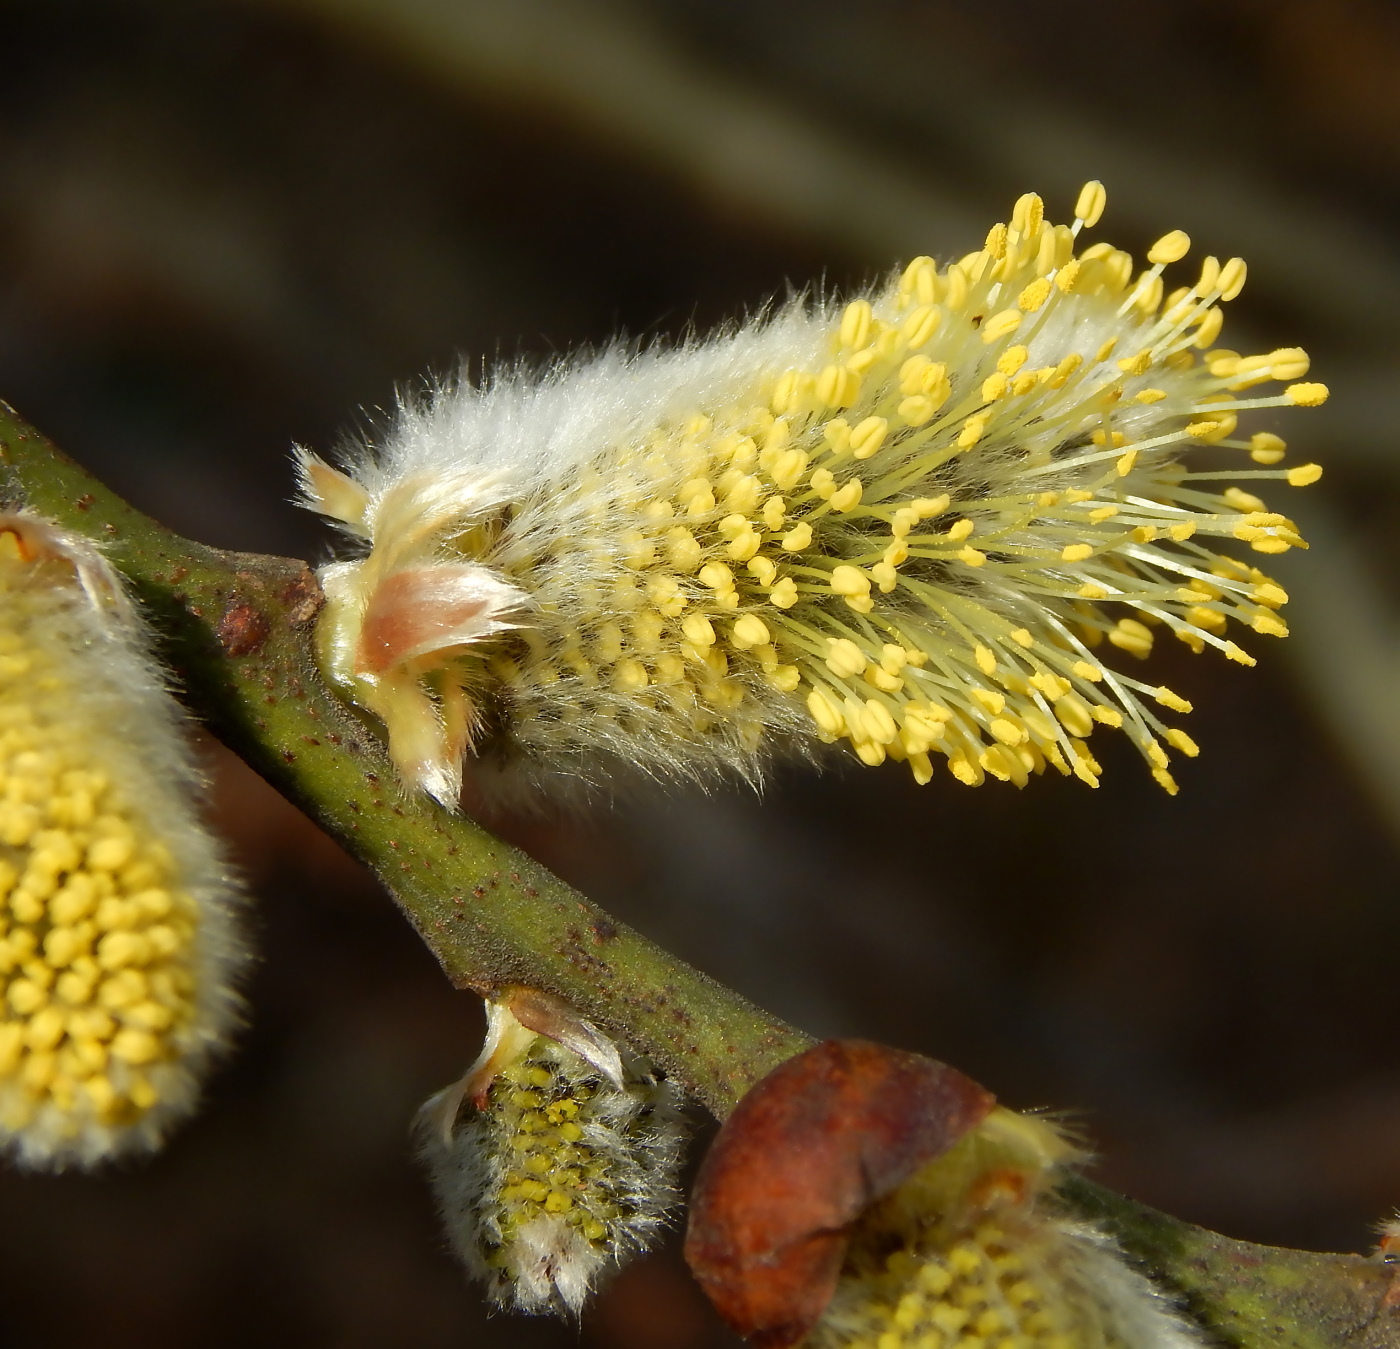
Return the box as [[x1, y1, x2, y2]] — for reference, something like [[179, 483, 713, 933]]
[[0, 512, 244, 1169]]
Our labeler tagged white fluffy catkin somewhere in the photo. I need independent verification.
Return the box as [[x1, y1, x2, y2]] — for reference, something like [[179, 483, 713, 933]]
[[0, 511, 244, 1168], [298, 184, 1327, 807]]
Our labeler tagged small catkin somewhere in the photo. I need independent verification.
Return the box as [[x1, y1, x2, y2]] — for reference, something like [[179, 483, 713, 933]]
[[809, 1109, 1204, 1349], [0, 512, 244, 1168], [418, 1000, 685, 1316]]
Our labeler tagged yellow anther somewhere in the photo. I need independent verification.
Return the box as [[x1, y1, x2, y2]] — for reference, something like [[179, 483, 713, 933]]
[[613, 659, 650, 691], [698, 561, 734, 591], [878, 645, 907, 676], [1134, 388, 1167, 404], [1088, 505, 1119, 522], [1169, 521, 1196, 541], [681, 614, 715, 648], [746, 556, 777, 587], [1223, 641, 1256, 666], [984, 222, 1009, 259], [958, 546, 987, 566], [1054, 694, 1095, 738], [1285, 382, 1328, 406], [666, 527, 702, 571], [1147, 229, 1190, 265], [1116, 350, 1153, 376], [981, 308, 1023, 343], [760, 496, 787, 530], [1252, 582, 1288, 608], [1078, 583, 1109, 599], [1011, 372, 1039, 396], [839, 299, 873, 349], [901, 304, 943, 348], [1191, 306, 1225, 349], [1268, 347, 1310, 380], [898, 395, 936, 426], [1223, 487, 1267, 513], [1061, 543, 1094, 562], [898, 255, 938, 302], [1010, 628, 1034, 648], [1070, 661, 1102, 682], [1166, 729, 1200, 757], [781, 522, 813, 551], [1249, 432, 1286, 464], [899, 355, 946, 396], [974, 645, 997, 676], [769, 448, 810, 491], [810, 468, 836, 500], [766, 665, 800, 692], [1011, 192, 1044, 236], [726, 528, 762, 562], [972, 689, 1005, 715], [829, 566, 870, 597], [1055, 259, 1083, 293], [861, 699, 899, 746], [1108, 618, 1153, 658], [815, 364, 861, 408], [731, 614, 770, 649], [1116, 449, 1140, 476], [1049, 352, 1082, 385], [870, 562, 898, 592], [848, 416, 888, 459], [990, 718, 1026, 746], [1074, 180, 1107, 227], [830, 480, 863, 512], [769, 371, 811, 415], [947, 518, 975, 542], [982, 372, 1009, 401], [717, 513, 748, 538], [1017, 277, 1052, 311], [958, 414, 988, 447], [724, 473, 763, 514], [769, 577, 798, 608], [1217, 256, 1247, 300], [1091, 706, 1123, 728]]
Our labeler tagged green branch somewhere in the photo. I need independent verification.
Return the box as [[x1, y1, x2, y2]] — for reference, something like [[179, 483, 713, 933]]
[[1, 402, 1394, 1347]]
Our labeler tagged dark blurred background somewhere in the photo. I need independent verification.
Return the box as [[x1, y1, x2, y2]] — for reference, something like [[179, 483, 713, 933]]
[[1, 1, 1398, 1345]]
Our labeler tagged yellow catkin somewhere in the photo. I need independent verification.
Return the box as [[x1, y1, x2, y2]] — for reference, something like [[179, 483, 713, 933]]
[[299, 185, 1324, 804], [0, 514, 242, 1168]]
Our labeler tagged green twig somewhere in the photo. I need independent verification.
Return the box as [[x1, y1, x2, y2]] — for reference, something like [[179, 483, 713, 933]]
[[1, 402, 1394, 1347]]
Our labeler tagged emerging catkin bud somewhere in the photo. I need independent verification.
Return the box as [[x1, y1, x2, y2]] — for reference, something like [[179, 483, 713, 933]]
[[299, 183, 1326, 806], [417, 989, 685, 1316], [0, 512, 243, 1168], [686, 1041, 1202, 1349], [807, 1110, 1201, 1349]]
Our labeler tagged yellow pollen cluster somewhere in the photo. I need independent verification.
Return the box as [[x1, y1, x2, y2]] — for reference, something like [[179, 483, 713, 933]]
[[0, 518, 238, 1166], [808, 1110, 1186, 1349], [488, 1041, 635, 1255], [307, 182, 1328, 800]]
